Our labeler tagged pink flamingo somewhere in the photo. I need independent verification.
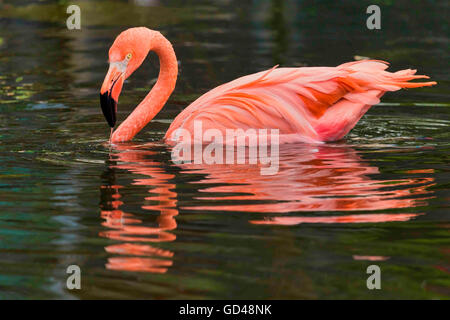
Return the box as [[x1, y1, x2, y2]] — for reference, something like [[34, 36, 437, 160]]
[[100, 27, 436, 144]]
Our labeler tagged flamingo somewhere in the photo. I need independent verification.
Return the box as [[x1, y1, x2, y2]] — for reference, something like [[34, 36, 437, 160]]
[[100, 27, 436, 144]]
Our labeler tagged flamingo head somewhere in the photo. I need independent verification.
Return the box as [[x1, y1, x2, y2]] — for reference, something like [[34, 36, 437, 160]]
[[100, 27, 152, 127]]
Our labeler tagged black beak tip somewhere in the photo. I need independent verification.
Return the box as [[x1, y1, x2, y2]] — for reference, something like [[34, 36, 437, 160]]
[[100, 92, 117, 128]]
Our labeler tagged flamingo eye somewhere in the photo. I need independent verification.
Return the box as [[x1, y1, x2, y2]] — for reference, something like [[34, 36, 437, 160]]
[[125, 53, 132, 61]]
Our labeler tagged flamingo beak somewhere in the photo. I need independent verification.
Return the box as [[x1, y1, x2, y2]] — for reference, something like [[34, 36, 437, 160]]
[[100, 62, 125, 127]]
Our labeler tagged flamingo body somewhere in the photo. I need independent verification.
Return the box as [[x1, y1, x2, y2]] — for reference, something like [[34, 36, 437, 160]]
[[100, 28, 436, 144]]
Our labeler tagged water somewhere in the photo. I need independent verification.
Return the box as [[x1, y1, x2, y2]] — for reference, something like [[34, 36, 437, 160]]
[[0, 0, 449, 299]]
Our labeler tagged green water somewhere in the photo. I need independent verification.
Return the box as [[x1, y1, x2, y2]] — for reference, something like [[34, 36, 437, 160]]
[[0, 0, 448, 299]]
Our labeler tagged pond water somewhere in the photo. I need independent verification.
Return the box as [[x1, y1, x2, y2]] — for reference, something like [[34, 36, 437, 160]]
[[0, 0, 448, 299]]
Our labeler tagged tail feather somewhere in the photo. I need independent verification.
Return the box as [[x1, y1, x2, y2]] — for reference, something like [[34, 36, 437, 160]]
[[315, 60, 437, 141], [385, 68, 436, 88], [342, 60, 437, 90]]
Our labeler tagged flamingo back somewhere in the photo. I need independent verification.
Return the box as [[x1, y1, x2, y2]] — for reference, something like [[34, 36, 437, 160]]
[[165, 60, 436, 144]]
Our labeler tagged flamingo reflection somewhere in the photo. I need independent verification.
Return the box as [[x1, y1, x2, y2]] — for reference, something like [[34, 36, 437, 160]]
[[99, 143, 177, 273], [99, 142, 434, 273], [177, 144, 434, 224]]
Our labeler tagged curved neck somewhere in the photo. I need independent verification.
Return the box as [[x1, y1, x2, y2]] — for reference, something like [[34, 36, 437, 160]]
[[112, 32, 178, 143]]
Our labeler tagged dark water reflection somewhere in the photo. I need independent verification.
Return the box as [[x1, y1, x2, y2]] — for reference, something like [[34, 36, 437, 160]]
[[0, 0, 448, 299]]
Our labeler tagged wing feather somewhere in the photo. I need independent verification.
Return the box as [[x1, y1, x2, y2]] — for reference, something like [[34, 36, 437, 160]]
[[165, 60, 436, 143]]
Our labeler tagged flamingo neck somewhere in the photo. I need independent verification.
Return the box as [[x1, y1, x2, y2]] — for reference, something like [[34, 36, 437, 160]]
[[111, 32, 178, 143]]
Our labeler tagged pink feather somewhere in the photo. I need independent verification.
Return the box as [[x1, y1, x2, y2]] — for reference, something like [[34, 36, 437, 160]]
[[165, 60, 436, 144]]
